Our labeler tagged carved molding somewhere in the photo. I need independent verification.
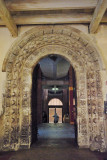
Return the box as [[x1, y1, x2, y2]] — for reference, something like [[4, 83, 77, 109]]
[[1, 25, 106, 152]]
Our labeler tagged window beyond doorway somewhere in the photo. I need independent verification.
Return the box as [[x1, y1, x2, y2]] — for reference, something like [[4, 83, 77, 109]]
[[48, 98, 63, 106]]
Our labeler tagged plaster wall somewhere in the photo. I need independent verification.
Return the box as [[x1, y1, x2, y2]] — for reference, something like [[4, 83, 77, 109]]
[[94, 25, 107, 73]]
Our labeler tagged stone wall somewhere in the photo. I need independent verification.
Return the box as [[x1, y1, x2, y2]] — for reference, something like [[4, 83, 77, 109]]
[[0, 24, 107, 114], [0, 24, 107, 151]]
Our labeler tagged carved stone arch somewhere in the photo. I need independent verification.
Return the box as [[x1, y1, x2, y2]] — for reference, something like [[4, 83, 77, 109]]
[[1, 25, 106, 152], [2, 25, 104, 72]]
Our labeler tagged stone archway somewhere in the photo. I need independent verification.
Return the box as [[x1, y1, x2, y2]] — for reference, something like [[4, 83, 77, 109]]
[[2, 25, 106, 151]]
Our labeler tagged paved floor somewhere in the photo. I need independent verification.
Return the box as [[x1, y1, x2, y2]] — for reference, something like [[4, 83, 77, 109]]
[[38, 123, 75, 139], [0, 123, 107, 160]]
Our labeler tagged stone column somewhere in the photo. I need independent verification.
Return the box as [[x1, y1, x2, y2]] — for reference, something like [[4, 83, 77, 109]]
[[69, 66, 74, 124], [63, 89, 68, 120], [37, 67, 42, 124], [43, 89, 48, 122]]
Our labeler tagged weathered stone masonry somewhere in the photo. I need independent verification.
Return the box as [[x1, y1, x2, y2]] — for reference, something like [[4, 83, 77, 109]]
[[1, 25, 106, 151]]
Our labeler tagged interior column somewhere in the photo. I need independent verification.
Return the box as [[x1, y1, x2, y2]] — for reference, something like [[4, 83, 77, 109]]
[[37, 66, 42, 124], [69, 66, 74, 124]]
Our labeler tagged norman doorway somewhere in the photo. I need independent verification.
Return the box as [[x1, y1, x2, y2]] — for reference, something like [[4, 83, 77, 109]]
[[31, 54, 77, 147]]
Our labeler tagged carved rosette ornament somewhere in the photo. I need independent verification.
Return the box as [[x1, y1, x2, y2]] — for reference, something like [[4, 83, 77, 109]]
[[1, 25, 106, 151]]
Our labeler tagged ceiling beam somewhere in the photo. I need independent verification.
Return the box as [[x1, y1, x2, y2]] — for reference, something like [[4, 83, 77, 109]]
[[0, 0, 18, 37], [5, 0, 98, 11], [89, 0, 107, 33], [0, 13, 92, 25], [0, 12, 107, 25]]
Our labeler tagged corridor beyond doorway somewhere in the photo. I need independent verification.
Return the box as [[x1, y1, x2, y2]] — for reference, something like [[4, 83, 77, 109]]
[[38, 123, 75, 139], [32, 123, 76, 148], [31, 54, 77, 145]]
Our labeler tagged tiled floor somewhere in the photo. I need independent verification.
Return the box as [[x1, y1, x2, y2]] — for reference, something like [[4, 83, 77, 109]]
[[0, 123, 107, 160]]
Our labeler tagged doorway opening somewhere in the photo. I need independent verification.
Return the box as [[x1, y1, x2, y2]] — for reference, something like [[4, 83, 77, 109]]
[[48, 98, 63, 123], [2, 26, 105, 151], [31, 54, 77, 147]]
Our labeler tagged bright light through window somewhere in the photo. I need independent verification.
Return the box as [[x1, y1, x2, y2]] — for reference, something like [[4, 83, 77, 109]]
[[48, 98, 63, 106]]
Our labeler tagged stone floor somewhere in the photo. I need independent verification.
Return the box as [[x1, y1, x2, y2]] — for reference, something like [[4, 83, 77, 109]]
[[0, 123, 107, 160], [38, 123, 75, 139]]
